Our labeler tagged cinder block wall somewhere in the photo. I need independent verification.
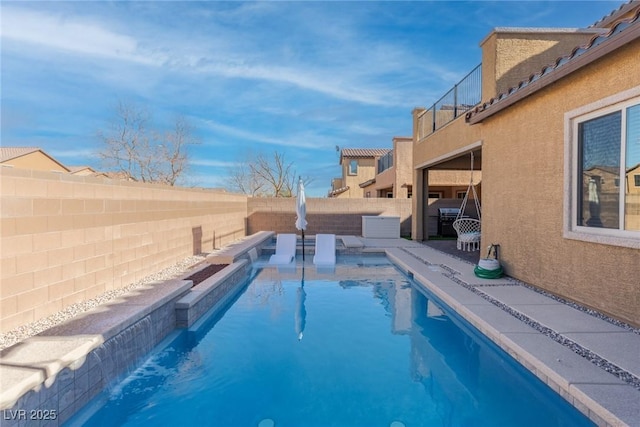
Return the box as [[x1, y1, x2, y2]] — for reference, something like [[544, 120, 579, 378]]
[[0, 167, 248, 333], [247, 197, 412, 236]]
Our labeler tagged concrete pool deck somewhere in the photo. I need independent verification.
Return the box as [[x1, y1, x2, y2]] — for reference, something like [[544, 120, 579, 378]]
[[355, 237, 640, 427], [0, 235, 638, 426]]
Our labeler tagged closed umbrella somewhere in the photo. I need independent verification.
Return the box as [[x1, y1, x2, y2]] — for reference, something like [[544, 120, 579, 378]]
[[295, 177, 307, 260]]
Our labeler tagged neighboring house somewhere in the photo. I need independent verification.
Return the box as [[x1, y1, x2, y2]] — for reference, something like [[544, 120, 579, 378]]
[[361, 137, 413, 198], [329, 148, 390, 198], [411, 1, 640, 327], [626, 163, 640, 230], [68, 165, 99, 176], [331, 138, 479, 200], [0, 147, 69, 172], [1, 147, 113, 178], [627, 163, 640, 194]]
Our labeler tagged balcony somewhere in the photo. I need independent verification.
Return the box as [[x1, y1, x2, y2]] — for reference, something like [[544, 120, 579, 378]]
[[377, 150, 394, 174], [417, 64, 481, 140]]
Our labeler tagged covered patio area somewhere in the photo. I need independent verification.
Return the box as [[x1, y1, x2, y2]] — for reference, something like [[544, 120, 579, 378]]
[[414, 144, 483, 249]]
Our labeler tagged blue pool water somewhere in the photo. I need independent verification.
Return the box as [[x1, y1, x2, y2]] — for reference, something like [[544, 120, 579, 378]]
[[67, 257, 594, 427]]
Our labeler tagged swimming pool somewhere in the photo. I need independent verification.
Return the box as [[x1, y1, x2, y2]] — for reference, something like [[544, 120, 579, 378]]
[[66, 256, 594, 427]]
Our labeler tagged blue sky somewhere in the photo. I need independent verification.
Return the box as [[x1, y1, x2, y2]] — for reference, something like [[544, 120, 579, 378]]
[[1, 1, 623, 196]]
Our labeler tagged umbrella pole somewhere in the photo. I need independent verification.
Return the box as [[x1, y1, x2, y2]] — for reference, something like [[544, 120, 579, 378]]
[[302, 230, 305, 261]]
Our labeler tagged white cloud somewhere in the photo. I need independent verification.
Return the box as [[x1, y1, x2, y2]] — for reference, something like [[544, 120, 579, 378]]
[[49, 148, 96, 160], [0, 6, 158, 65], [0, 5, 432, 108], [201, 119, 325, 150], [190, 159, 241, 168]]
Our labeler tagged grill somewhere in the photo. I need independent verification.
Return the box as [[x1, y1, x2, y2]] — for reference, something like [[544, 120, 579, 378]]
[[438, 208, 460, 237]]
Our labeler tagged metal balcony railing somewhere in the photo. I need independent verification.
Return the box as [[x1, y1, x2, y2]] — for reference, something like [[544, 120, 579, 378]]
[[378, 150, 393, 174], [417, 64, 481, 140]]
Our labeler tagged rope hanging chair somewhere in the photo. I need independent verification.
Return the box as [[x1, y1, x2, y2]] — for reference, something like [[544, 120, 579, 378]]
[[453, 152, 481, 251]]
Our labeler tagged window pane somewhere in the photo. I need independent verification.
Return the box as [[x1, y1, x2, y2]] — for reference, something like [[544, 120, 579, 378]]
[[578, 111, 621, 228], [625, 104, 640, 231], [349, 160, 358, 174]]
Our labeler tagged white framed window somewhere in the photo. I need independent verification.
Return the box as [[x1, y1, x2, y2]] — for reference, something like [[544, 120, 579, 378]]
[[564, 88, 640, 249]]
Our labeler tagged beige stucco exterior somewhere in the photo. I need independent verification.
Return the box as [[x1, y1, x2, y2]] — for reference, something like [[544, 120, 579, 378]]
[[1, 150, 69, 173], [341, 157, 377, 198], [412, 108, 484, 241], [330, 148, 396, 198], [481, 28, 605, 100], [478, 39, 640, 326], [413, 22, 640, 326], [369, 137, 413, 198], [340, 137, 476, 201]]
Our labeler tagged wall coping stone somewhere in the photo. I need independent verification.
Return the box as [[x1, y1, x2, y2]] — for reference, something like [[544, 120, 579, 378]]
[[206, 231, 274, 264], [176, 260, 248, 309], [0, 278, 192, 410]]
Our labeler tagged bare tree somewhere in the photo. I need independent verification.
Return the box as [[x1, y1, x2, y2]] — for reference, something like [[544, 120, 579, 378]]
[[226, 150, 307, 197], [225, 154, 265, 196], [97, 101, 198, 185]]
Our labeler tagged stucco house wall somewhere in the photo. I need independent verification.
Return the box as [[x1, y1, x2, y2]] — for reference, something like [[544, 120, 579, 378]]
[[342, 157, 377, 198], [481, 28, 605, 100], [412, 113, 483, 241], [371, 138, 413, 198], [477, 37, 640, 326], [412, 8, 640, 326], [393, 137, 414, 198]]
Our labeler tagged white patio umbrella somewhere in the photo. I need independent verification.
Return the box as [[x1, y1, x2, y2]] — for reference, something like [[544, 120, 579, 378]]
[[294, 177, 308, 340], [295, 177, 307, 260]]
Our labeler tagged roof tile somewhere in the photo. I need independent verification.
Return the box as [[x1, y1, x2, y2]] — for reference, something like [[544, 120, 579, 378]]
[[341, 148, 390, 158], [0, 147, 40, 162], [466, 5, 640, 122]]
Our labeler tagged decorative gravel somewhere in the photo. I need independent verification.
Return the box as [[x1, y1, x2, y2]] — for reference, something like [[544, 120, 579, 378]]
[[400, 247, 640, 391], [0, 253, 209, 351]]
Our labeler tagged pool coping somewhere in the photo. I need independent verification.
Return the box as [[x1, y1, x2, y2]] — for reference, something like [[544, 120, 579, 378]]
[[384, 246, 640, 427], [175, 260, 250, 327]]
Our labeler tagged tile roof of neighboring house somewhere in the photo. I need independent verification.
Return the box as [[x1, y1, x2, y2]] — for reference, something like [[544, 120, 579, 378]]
[[0, 146, 70, 172], [466, 5, 640, 124], [0, 147, 40, 162], [67, 166, 93, 173], [627, 162, 640, 173], [328, 186, 350, 197], [341, 148, 390, 158], [359, 178, 376, 188]]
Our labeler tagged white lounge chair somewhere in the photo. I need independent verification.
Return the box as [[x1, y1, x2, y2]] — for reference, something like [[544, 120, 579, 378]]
[[269, 233, 297, 264], [313, 234, 336, 266]]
